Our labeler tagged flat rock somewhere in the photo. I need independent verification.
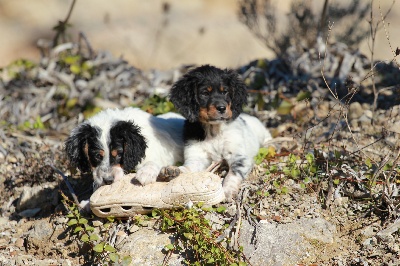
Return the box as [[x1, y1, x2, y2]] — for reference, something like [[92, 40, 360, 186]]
[[239, 217, 336, 266], [118, 228, 183, 266], [349, 102, 364, 120]]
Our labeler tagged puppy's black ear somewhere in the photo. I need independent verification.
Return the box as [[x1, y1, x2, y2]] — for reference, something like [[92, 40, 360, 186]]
[[65, 123, 100, 173], [224, 69, 248, 119], [169, 71, 200, 122], [109, 121, 148, 172]]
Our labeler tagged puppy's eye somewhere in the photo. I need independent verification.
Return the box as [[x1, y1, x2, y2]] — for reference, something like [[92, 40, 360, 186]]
[[95, 154, 103, 160], [201, 91, 210, 96]]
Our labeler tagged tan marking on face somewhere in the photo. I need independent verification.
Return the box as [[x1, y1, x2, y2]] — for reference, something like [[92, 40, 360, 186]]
[[99, 149, 105, 156], [83, 142, 90, 164], [111, 149, 118, 157], [199, 107, 209, 123], [83, 142, 95, 169], [225, 103, 232, 119], [207, 87, 212, 92], [207, 105, 220, 120], [220, 86, 225, 92]]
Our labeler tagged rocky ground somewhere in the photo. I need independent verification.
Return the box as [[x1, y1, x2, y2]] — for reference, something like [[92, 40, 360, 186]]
[[0, 36, 399, 265]]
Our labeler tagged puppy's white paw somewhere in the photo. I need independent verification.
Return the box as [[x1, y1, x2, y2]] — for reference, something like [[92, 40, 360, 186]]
[[136, 162, 161, 186], [111, 166, 124, 182], [222, 174, 242, 202]]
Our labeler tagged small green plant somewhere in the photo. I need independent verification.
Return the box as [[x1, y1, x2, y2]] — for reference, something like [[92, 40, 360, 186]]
[[272, 179, 289, 195], [141, 95, 176, 115], [62, 193, 131, 265], [153, 203, 247, 266], [59, 53, 94, 78], [18, 116, 46, 130], [1, 59, 36, 80], [254, 146, 276, 165], [257, 151, 323, 195], [281, 153, 320, 188]]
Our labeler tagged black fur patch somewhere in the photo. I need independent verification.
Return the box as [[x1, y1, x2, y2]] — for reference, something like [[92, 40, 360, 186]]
[[231, 156, 247, 179], [65, 123, 103, 173], [183, 121, 206, 142], [109, 121, 148, 172]]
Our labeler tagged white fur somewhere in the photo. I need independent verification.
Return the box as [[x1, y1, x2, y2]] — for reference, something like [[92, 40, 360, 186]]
[[180, 113, 272, 200], [86, 107, 184, 187]]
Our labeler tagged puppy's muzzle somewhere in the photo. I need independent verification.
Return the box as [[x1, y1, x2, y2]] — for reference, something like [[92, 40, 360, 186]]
[[94, 165, 124, 186], [103, 166, 125, 184]]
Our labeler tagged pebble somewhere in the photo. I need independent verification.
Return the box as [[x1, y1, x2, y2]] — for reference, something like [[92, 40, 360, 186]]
[[377, 234, 395, 243], [362, 237, 374, 247], [359, 114, 372, 126], [6, 156, 17, 163], [361, 226, 376, 238], [129, 225, 140, 233], [92, 220, 103, 227], [0, 217, 9, 227], [15, 238, 24, 248], [349, 102, 364, 120], [363, 109, 373, 118], [361, 103, 371, 110]]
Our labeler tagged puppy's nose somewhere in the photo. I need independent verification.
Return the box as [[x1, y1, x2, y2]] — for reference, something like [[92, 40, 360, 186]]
[[216, 105, 226, 113], [103, 176, 114, 185]]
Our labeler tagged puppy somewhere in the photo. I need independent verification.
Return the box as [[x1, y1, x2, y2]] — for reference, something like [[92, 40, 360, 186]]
[[65, 107, 184, 190], [166, 65, 272, 200]]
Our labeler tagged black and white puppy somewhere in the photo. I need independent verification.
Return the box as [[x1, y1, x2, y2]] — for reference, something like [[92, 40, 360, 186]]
[[65, 107, 184, 190], [166, 65, 272, 200]]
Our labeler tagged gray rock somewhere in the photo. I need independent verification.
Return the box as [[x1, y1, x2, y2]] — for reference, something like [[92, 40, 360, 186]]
[[349, 102, 363, 120], [25, 220, 59, 257], [361, 226, 376, 238], [361, 103, 371, 110], [0, 217, 9, 227], [362, 237, 374, 247], [26, 220, 53, 242], [118, 228, 183, 266], [377, 219, 400, 239], [352, 257, 369, 266], [239, 220, 311, 266], [238, 217, 336, 266], [389, 120, 400, 134], [290, 218, 336, 244], [363, 109, 373, 118]]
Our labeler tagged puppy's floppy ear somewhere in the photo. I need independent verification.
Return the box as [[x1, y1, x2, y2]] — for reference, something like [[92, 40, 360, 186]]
[[109, 121, 148, 172], [224, 69, 248, 119], [65, 123, 100, 173], [169, 71, 200, 122]]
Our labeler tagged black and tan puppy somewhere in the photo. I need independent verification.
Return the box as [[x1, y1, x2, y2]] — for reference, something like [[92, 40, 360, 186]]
[[164, 65, 272, 200]]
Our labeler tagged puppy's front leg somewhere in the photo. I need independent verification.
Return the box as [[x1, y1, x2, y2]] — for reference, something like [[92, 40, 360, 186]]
[[223, 155, 253, 201], [136, 161, 162, 185], [160, 145, 211, 180]]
